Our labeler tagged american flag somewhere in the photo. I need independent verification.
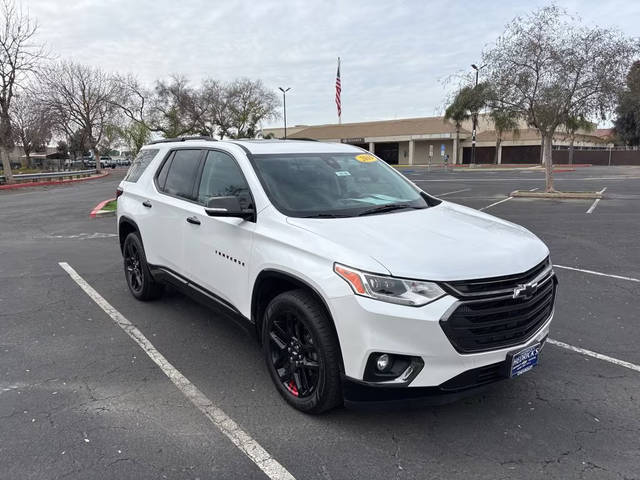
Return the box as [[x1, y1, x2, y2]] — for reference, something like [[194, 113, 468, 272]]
[[335, 57, 341, 121]]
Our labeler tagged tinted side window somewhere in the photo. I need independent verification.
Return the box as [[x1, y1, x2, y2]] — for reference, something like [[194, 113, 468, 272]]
[[197, 151, 251, 208], [155, 153, 173, 191], [124, 148, 160, 182], [163, 149, 203, 200]]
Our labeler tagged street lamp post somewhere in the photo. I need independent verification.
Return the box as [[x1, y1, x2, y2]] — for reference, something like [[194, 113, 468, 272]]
[[470, 64, 485, 165], [278, 87, 291, 139]]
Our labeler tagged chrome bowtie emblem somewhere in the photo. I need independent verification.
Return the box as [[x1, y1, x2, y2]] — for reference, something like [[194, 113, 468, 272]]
[[513, 282, 538, 299]]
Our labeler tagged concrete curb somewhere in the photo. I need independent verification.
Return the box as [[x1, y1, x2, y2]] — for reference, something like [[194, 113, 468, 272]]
[[90, 198, 116, 218], [0, 171, 110, 190], [511, 190, 603, 199], [393, 165, 582, 172]]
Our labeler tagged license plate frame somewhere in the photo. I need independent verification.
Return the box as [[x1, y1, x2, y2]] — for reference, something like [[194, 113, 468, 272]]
[[507, 343, 540, 378]]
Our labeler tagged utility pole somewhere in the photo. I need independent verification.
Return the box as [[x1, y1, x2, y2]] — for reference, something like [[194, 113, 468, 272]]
[[470, 64, 486, 165], [278, 87, 291, 139]]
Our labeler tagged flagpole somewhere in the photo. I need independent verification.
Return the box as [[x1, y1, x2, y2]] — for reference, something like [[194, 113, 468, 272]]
[[337, 57, 342, 124]]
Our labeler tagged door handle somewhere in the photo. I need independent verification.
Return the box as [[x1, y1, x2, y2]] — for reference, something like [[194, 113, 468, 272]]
[[142, 200, 152, 208], [186, 216, 201, 225]]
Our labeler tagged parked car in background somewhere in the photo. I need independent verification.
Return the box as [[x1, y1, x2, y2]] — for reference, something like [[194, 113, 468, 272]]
[[116, 157, 132, 167], [100, 156, 116, 168]]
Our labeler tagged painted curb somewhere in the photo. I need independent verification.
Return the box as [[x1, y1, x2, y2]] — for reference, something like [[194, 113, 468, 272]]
[[511, 190, 603, 199], [0, 171, 110, 190], [90, 198, 116, 218], [92, 210, 116, 218]]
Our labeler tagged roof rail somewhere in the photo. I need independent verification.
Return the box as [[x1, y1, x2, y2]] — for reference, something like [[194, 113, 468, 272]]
[[148, 136, 217, 145]]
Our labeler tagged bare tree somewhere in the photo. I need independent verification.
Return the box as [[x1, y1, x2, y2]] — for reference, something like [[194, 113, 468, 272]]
[[226, 78, 279, 138], [197, 78, 233, 138], [148, 75, 205, 137], [115, 74, 205, 138], [41, 61, 119, 173], [0, 0, 46, 182], [115, 75, 279, 140], [483, 6, 638, 191], [10, 90, 52, 167]]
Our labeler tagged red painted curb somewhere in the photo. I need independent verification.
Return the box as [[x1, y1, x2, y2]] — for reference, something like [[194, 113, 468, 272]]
[[90, 197, 116, 218], [0, 171, 110, 190]]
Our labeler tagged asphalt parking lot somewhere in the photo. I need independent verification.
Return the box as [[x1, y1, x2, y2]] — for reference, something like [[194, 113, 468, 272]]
[[1, 165, 639, 480]]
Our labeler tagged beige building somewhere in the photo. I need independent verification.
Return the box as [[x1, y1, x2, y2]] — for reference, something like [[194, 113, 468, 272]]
[[262, 115, 605, 165]]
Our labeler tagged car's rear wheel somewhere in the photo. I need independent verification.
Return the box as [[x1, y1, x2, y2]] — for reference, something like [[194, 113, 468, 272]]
[[123, 232, 163, 301], [262, 289, 342, 413]]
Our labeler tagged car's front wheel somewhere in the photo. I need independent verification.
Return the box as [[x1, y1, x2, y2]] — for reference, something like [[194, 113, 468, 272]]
[[262, 289, 343, 414], [123, 232, 163, 301]]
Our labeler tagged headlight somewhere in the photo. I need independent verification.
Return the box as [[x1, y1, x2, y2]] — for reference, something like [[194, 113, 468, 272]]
[[334, 263, 445, 306]]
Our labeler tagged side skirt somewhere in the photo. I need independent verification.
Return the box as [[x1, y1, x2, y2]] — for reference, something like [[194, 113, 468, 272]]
[[148, 264, 256, 338]]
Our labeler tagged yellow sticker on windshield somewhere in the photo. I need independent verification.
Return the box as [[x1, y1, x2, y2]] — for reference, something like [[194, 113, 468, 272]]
[[355, 154, 377, 163]]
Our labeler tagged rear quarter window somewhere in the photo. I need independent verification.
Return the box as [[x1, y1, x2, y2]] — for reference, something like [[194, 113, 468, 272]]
[[123, 149, 160, 182]]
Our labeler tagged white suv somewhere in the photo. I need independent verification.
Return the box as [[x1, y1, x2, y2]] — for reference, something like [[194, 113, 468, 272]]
[[117, 137, 556, 413]]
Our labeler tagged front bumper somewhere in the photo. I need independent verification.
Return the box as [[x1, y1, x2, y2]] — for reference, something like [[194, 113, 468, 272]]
[[342, 335, 548, 408], [328, 293, 553, 395]]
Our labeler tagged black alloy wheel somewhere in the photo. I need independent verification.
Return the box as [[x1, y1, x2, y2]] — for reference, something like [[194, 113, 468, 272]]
[[263, 289, 343, 413], [122, 232, 163, 301], [269, 310, 321, 398], [124, 239, 144, 294]]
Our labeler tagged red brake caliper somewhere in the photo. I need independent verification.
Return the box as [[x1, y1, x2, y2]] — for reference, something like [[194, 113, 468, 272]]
[[288, 380, 299, 397]]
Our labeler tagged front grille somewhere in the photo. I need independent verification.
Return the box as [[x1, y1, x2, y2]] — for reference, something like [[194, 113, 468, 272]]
[[440, 265, 556, 353], [442, 258, 550, 298]]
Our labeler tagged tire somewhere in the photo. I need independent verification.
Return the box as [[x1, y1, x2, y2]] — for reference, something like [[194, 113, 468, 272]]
[[122, 232, 164, 301], [262, 289, 343, 414]]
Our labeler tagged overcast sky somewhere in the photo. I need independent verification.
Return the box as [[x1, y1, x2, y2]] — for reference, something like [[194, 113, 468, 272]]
[[27, 0, 640, 129]]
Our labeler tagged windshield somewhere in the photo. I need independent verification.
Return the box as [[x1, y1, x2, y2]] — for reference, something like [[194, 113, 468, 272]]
[[251, 152, 432, 217]]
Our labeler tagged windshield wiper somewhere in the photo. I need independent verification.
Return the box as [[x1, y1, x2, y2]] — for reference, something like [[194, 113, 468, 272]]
[[302, 213, 350, 218], [358, 203, 422, 216]]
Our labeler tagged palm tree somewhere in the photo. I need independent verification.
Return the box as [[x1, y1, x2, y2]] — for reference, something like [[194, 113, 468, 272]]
[[444, 83, 489, 164], [564, 115, 595, 165], [490, 108, 520, 164]]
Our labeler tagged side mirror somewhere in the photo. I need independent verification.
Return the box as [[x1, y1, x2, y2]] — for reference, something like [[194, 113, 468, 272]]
[[204, 196, 255, 221]]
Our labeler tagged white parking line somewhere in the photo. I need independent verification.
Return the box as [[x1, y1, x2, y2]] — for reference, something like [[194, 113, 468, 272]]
[[554, 264, 639, 283], [529, 187, 539, 191], [437, 188, 471, 197], [414, 177, 640, 182], [547, 339, 640, 373], [479, 196, 513, 211], [586, 187, 607, 214], [58, 262, 295, 480], [586, 198, 601, 214]]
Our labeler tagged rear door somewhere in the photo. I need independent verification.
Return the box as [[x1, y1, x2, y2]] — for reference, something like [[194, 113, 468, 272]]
[[180, 149, 256, 309], [141, 148, 205, 274]]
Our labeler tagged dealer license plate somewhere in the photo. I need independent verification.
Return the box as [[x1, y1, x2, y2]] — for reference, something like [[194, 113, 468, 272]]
[[508, 343, 540, 378]]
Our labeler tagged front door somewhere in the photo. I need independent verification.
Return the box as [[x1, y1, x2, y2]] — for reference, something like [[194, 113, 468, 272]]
[[181, 149, 256, 310]]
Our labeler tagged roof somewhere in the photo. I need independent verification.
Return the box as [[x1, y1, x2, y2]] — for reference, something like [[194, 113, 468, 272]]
[[595, 128, 615, 138], [143, 138, 363, 155], [476, 128, 604, 143], [288, 116, 469, 140], [232, 139, 362, 155]]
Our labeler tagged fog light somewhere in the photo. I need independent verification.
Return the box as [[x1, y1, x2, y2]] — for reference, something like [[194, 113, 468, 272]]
[[376, 354, 392, 372]]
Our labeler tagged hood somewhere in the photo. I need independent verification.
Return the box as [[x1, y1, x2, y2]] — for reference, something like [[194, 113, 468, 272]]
[[286, 202, 549, 281]]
